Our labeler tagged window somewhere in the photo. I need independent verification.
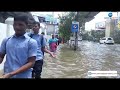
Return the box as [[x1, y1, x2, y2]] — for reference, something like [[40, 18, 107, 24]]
[[107, 38, 112, 40]]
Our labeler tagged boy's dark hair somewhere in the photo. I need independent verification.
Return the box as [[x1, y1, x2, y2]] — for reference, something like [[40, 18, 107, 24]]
[[14, 15, 28, 25], [33, 21, 40, 27]]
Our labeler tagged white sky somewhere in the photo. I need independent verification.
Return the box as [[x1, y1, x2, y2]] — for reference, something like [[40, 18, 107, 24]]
[[31, 12, 63, 18], [85, 12, 118, 31]]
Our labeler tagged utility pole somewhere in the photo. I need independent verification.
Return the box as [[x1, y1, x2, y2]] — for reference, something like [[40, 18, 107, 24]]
[[74, 12, 79, 51]]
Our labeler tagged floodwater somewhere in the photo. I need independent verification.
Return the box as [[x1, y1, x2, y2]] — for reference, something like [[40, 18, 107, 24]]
[[41, 41, 120, 78]]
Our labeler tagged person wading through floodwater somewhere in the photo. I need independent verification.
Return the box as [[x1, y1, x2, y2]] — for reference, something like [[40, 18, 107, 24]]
[[28, 22, 55, 78], [48, 34, 58, 55]]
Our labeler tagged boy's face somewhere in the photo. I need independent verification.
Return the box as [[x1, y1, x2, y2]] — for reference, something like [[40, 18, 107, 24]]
[[13, 21, 27, 35], [32, 24, 40, 33]]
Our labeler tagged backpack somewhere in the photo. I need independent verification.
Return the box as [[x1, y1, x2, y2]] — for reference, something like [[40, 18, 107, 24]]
[[29, 33, 44, 56]]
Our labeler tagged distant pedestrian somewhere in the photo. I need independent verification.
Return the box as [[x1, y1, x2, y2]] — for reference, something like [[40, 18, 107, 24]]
[[48, 34, 58, 54], [55, 35, 59, 45], [41, 32, 47, 42]]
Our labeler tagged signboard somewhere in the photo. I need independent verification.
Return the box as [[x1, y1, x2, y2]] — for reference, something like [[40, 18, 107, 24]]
[[104, 17, 118, 19], [108, 12, 113, 17], [45, 15, 54, 22], [95, 21, 106, 29], [71, 21, 79, 32]]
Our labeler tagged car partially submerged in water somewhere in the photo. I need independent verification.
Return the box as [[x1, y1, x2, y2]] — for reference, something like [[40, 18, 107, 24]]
[[99, 37, 114, 44]]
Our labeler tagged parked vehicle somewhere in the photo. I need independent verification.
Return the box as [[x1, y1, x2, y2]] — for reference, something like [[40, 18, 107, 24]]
[[99, 37, 114, 44]]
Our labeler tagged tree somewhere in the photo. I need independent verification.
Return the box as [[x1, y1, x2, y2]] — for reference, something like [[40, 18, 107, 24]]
[[58, 12, 99, 42], [58, 12, 75, 42], [90, 30, 105, 42], [111, 30, 120, 44]]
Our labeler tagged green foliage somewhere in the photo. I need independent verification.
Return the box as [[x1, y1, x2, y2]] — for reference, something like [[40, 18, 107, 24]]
[[82, 31, 89, 40], [59, 12, 75, 42], [111, 30, 120, 44], [82, 30, 105, 42], [91, 30, 105, 41], [58, 12, 99, 42]]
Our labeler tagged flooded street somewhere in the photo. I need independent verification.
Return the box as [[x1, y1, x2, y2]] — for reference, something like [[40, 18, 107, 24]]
[[41, 41, 120, 78], [1, 11, 120, 78]]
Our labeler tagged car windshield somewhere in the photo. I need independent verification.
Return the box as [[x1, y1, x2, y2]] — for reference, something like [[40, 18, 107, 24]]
[[108, 38, 112, 40]]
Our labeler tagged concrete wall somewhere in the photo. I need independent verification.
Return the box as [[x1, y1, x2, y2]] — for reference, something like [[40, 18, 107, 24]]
[[105, 20, 111, 37], [0, 23, 7, 44], [46, 24, 55, 35], [105, 19, 116, 37], [0, 23, 14, 43]]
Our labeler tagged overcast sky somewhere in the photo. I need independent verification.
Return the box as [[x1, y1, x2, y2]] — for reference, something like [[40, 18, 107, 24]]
[[85, 12, 118, 31]]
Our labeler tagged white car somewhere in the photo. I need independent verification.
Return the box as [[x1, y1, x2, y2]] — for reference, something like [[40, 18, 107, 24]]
[[99, 37, 114, 44]]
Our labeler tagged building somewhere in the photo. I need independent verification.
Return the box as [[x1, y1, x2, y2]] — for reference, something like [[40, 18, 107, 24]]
[[32, 14, 60, 35], [95, 21, 106, 30], [105, 18, 118, 37]]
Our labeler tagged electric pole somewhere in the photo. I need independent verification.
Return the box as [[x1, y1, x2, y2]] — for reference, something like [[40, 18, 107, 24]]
[[74, 12, 79, 51]]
